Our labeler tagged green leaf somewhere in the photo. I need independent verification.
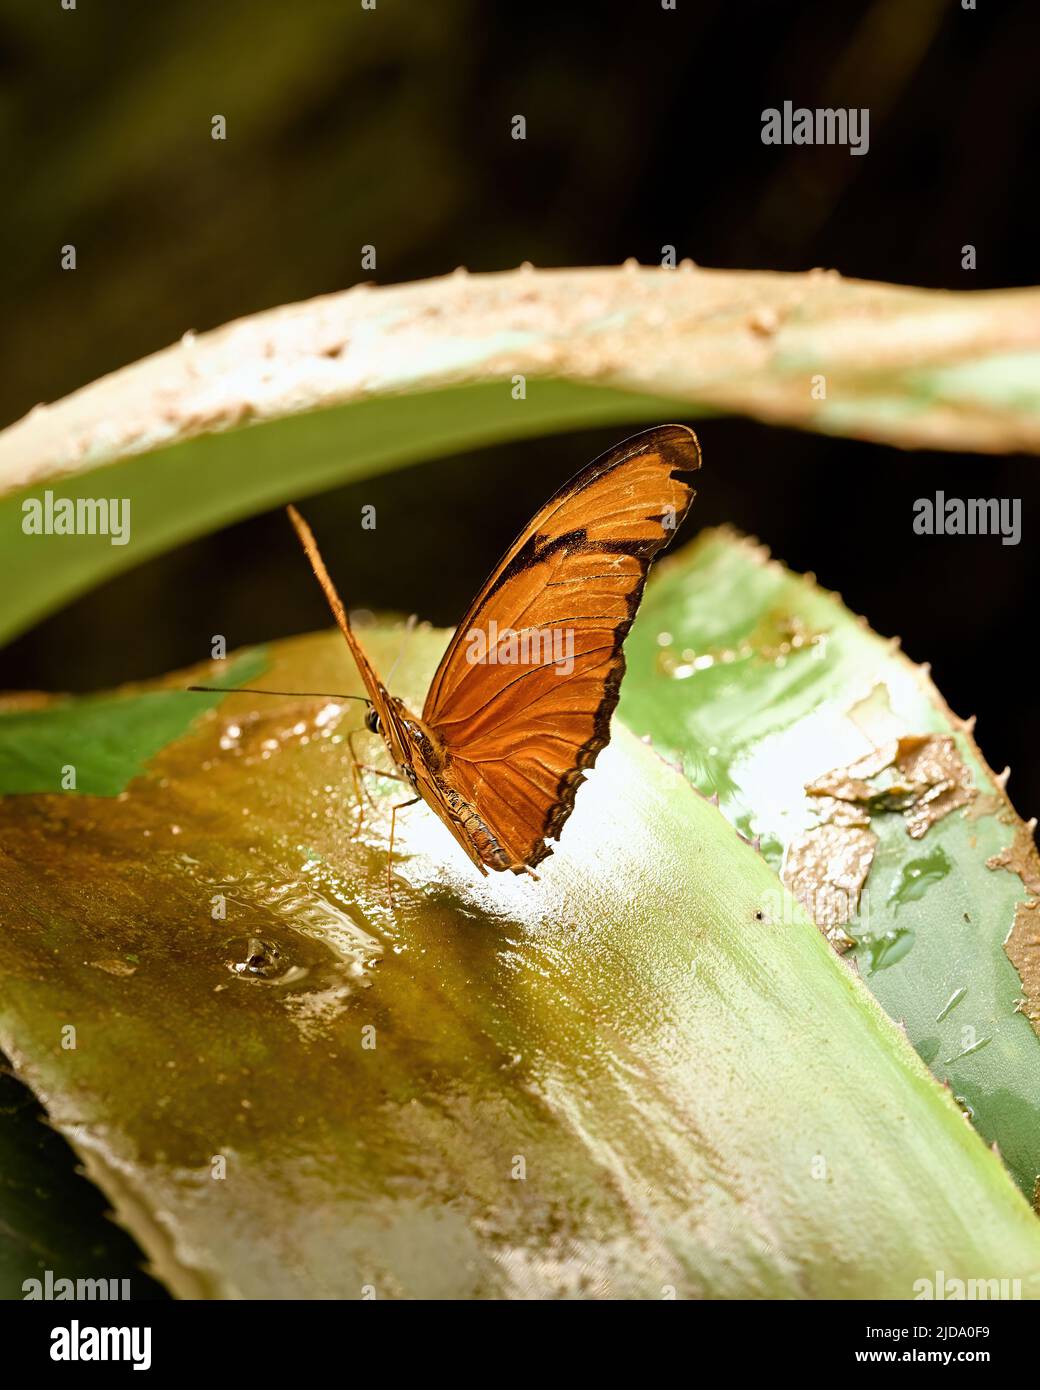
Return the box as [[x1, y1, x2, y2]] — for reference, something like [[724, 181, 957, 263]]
[[0, 381, 686, 648], [0, 649, 267, 795], [619, 528, 1040, 1200], [0, 628, 1037, 1298], [3, 265, 1040, 646]]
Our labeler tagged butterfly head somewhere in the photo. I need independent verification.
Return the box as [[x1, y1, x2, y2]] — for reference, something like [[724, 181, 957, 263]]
[[364, 704, 381, 736]]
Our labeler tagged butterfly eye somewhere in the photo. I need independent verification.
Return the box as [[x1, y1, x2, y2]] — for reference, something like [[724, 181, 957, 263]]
[[365, 707, 381, 735]]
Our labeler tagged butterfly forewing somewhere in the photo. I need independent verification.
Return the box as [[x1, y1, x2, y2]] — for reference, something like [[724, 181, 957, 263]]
[[422, 424, 701, 869]]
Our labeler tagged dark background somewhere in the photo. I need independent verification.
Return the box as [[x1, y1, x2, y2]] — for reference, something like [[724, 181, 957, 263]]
[[1, 0, 1036, 810]]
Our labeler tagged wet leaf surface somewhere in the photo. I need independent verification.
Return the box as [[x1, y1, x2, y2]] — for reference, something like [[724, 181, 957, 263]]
[[1, 623, 1038, 1298]]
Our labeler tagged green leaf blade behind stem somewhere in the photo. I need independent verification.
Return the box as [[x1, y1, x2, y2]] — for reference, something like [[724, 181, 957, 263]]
[[3, 264, 1040, 646], [0, 628, 1037, 1298], [0, 380, 692, 647]]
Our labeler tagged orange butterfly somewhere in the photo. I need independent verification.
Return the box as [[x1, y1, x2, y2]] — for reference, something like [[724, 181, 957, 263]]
[[196, 424, 700, 888]]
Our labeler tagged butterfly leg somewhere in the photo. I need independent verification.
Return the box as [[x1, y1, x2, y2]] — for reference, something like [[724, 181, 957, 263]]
[[347, 728, 405, 837], [386, 796, 420, 901], [346, 730, 371, 836]]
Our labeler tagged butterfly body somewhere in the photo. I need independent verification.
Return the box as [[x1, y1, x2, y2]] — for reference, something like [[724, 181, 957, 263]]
[[288, 423, 701, 882], [365, 691, 526, 875]]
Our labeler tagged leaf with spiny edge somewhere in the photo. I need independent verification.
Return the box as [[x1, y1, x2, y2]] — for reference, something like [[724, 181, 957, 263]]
[[619, 527, 1040, 1200]]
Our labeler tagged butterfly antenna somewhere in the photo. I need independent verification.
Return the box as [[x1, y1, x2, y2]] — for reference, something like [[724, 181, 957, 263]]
[[386, 613, 418, 688], [286, 504, 356, 644], [187, 686, 369, 703]]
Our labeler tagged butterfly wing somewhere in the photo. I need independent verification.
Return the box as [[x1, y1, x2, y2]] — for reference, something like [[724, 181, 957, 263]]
[[422, 424, 701, 870]]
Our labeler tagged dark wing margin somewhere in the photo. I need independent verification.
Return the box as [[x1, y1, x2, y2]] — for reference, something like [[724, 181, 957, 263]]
[[423, 424, 701, 869]]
